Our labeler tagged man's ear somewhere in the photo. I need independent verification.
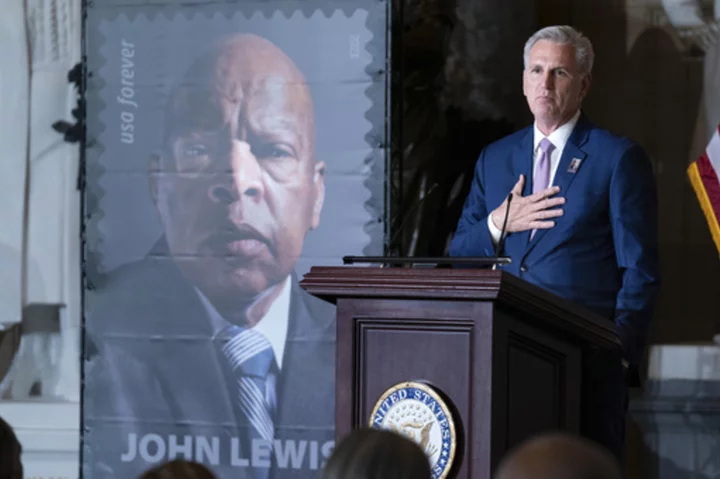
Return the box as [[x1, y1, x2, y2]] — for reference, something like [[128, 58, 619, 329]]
[[149, 152, 162, 206], [311, 160, 326, 230], [580, 73, 592, 100]]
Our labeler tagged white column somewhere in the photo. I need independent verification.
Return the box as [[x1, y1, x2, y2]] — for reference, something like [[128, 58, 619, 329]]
[[0, 0, 81, 476], [0, 0, 30, 331]]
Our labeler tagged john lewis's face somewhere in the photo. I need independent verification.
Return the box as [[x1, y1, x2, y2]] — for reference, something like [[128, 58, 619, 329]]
[[153, 34, 325, 310]]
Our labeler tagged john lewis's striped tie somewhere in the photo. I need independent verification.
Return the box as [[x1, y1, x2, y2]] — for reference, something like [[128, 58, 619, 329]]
[[221, 326, 277, 476]]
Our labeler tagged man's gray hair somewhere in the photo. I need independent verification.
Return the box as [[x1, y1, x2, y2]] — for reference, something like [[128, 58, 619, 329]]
[[523, 25, 594, 76]]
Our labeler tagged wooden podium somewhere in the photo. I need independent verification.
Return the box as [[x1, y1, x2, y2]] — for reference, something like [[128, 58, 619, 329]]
[[300, 265, 621, 479]]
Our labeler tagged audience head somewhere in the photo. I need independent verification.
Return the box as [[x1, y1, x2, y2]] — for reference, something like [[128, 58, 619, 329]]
[[323, 428, 432, 479], [0, 416, 22, 479], [137, 460, 217, 479], [494, 432, 622, 479]]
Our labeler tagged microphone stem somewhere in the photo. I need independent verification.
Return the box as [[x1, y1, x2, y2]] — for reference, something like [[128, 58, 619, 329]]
[[492, 193, 513, 270]]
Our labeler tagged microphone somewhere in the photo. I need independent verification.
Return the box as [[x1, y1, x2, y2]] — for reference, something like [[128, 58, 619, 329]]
[[491, 193, 513, 270]]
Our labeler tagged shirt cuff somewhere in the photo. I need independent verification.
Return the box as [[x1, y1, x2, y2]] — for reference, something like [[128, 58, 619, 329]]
[[487, 214, 502, 246]]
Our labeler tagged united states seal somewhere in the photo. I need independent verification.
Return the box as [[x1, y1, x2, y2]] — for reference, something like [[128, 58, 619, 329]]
[[369, 381, 457, 479]]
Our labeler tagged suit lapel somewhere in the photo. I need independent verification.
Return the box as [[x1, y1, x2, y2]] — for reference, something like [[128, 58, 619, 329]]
[[522, 114, 591, 258], [161, 327, 238, 420], [276, 279, 335, 425], [503, 127, 534, 257], [272, 278, 335, 478], [140, 245, 241, 439]]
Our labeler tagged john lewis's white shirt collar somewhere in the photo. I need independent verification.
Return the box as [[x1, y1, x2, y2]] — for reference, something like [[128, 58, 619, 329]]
[[196, 276, 291, 370]]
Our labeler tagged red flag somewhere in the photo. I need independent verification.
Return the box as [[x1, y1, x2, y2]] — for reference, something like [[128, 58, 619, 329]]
[[687, 123, 720, 257]]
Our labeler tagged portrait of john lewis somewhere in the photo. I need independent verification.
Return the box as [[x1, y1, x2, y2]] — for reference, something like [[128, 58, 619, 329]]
[[84, 33, 337, 479]]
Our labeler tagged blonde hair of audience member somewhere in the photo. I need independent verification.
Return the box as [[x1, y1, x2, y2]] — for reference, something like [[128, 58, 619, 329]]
[[137, 460, 217, 479], [494, 432, 622, 479], [323, 428, 432, 479], [0, 416, 22, 479]]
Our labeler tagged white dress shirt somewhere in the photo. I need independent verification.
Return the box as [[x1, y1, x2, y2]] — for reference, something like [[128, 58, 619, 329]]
[[487, 109, 582, 245], [197, 276, 291, 370]]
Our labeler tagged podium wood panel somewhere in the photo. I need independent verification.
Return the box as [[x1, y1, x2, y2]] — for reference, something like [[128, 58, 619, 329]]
[[338, 299, 487, 478], [301, 267, 619, 479]]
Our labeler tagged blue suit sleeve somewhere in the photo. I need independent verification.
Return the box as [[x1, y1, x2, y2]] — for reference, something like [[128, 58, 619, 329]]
[[609, 144, 661, 365], [448, 148, 497, 258]]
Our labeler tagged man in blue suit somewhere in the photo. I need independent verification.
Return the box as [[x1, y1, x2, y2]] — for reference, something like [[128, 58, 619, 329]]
[[449, 25, 661, 460]]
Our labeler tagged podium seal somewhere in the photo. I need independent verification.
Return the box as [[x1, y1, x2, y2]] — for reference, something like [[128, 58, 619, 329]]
[[369, 381, 457, 479]]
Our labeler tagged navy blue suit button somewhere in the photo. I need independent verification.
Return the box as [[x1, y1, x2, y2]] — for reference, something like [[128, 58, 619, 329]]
[[520, 265, 528, 272]]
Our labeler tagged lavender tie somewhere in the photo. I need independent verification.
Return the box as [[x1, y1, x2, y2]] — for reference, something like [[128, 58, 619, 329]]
[[530, 138, 555, 239]]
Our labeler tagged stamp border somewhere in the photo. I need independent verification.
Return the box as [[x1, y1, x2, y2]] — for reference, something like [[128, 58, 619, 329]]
[[81, 0, 390, 286]]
